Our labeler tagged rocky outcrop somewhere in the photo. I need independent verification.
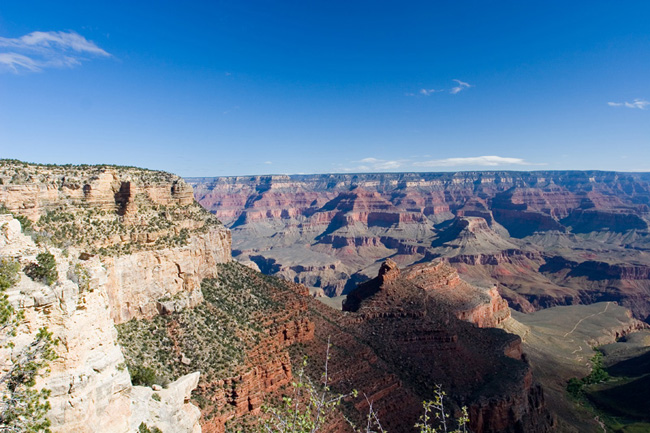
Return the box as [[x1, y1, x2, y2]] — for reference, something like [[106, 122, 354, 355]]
[[131, 372, 202, 433], [0, 161, 232, 323], [199, 316, 315, 433], [0, 215, 203, 433], [1, 165, 194, 221], [326, 260, 554, 433], [102, 228, 231, 323], [345, 260, 511, 328], [0, 162, 232, 433], [469, 371, 552, 433]]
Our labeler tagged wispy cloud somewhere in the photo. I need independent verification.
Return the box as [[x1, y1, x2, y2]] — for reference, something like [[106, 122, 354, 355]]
[[607, 99, 649, 110], [419, 88, 439, 96], [450, 79, 471, 94], [413, 155, 542, 167], [410, 79, 473, 97], [340, 157, 406, 172], [338, 155, 542, 172], [0, 30, 110, 73]]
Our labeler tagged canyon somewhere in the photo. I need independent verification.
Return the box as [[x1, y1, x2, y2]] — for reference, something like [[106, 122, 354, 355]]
[[1, 161, 562, 432], [188, 171, 650, 322]]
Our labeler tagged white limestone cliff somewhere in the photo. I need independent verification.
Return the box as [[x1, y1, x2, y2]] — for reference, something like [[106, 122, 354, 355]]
[[0, 215, 207, 433]]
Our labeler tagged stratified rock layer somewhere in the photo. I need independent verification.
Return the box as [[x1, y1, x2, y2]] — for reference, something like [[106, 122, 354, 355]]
[[189, 171, 650, 321], [307, 260, 555, 433]]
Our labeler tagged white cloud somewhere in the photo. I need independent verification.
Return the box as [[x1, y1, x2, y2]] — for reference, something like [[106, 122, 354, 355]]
[[0, 30, 110, 73], [607, 99, 649, 110], [450, 79, 471, 94], [0, 53, 40, 72], [342, 157, 406, 172], [338, 154, 544, 172], [413, 155, 540, 167], [408, 79, 473, 97], [419, 88, 438, 96], [264, 161, 272, 165]]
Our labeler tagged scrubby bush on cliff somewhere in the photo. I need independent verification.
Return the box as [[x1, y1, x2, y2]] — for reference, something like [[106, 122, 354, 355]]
[[0, 258, 20, 292], [0, 205, 33, 236], [415, 385, 470, 433], [0, 258, 21, 328], [138, 423, 163, 433], [1, 256, 58, 433], [128, 365, 158, 387], [24, 251, 58, 286]]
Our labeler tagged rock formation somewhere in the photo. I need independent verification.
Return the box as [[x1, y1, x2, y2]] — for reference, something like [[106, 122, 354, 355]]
[[189, 171, 650, 322], [302, 260, 555, 433], [0, 214, 204, 433], [1, 161, 232, 433]]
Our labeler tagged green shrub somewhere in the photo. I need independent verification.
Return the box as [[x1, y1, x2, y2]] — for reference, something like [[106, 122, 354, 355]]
[[138, 423, 162, 433], [0, 257, 20, 291], [24, 251, 58, 286], [0, 257, 21, 328], [129, 365, 157, 387], [566, 349, 610, 397], [0, 327, 58, 432], [68, 263, 91, 293], [14, 214, 32, 232]]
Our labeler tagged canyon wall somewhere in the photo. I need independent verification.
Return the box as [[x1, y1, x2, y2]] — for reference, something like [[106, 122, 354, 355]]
[[0, 215, 203, 433], [0, 161, 233, 433], [189, 171, 650, 322]]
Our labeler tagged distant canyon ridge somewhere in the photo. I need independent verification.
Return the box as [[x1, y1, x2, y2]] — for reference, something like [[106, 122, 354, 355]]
[[188, 171, 650, 322]]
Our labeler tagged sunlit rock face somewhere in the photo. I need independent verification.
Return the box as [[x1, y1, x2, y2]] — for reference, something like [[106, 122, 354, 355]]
[[1, 161, 234, 433]]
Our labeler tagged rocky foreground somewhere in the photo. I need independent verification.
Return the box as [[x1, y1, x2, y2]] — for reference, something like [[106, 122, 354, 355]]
[[0, 161, 230, 432], [189, 171, 650, 322]]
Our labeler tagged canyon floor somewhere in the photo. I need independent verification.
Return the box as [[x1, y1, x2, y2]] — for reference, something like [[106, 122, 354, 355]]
[[503, 303, 649, 432]]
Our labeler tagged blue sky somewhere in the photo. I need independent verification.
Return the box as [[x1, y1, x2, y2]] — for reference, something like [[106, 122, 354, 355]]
[[1, 1, 649, 176]]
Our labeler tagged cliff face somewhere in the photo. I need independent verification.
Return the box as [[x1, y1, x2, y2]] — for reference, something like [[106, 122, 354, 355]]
[[317, 260, 555, 433], [0, 161, 233, 433], [0, 215, 203, 433], [102, 227, 231, 323], [0, 161, 232, 324], [189, 171, 650, 322], [1, 164, 193, 221], [189, 172, 650, 228], [114, 262, 316, 433]]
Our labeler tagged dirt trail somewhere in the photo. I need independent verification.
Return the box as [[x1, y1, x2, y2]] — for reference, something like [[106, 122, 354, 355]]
[[563, 302, 611, 338]]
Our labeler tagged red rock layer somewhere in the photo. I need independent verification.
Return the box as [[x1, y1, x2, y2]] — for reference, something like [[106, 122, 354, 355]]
[[199, 283, 316, 433]]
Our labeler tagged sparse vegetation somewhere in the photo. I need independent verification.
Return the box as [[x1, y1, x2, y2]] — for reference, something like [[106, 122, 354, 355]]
[[261, 344, 471, 433], [0, 258, 20, 292], [68, 263, 91, 294], [415, 385, 470, 433], [117, 262, 294, 421], [24, 251, 58, 286], [1, 254, 58, 432], [129, 365, 158, 387], [138, 422, 163, 433], [1, 160, 222, 257], [567, 349, 610, 398]]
